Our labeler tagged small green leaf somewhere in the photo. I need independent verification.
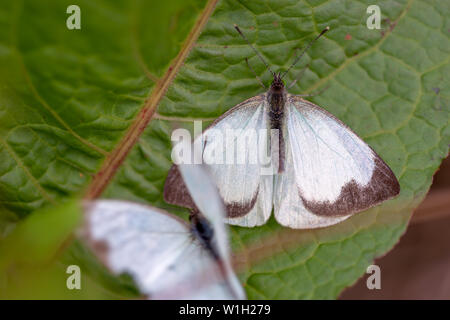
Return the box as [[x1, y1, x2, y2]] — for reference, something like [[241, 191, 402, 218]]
[[0, 199, 81, 268], [0, 199, 138, 299]]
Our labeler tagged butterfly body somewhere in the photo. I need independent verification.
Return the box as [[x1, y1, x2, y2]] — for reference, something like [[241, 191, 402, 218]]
[[267, 73, 287, 173], [189, 213, 218, 261]]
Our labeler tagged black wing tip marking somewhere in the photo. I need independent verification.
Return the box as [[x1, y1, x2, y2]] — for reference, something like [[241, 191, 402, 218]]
[[300, 158, 400, 217]]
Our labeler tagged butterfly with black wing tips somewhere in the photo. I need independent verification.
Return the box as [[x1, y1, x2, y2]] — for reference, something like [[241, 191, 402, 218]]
[[79, 160, 245, 300], [164, 25, 400, 229]]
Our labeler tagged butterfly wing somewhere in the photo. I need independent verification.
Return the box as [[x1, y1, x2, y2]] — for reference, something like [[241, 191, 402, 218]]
[[177, 163, 228, 258], [177, 163, 246, 299], [165, 95, 274, 227], [274, 96, 400, 229], [80, 200, 242, 299]]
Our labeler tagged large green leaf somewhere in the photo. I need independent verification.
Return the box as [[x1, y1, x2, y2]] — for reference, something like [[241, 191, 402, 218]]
[[0, 0, 449, 299]]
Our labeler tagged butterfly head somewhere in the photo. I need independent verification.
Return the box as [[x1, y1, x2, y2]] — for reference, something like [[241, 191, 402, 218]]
[[270, 72, 285, 91]]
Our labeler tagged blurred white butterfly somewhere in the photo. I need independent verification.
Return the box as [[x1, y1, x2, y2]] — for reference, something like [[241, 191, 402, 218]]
[[80, 161, 245, 300], [164, 26, 400, 229]]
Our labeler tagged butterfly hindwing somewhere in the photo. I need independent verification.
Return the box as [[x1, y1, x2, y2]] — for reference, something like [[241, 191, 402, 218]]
[[274, 142, 350, 228]]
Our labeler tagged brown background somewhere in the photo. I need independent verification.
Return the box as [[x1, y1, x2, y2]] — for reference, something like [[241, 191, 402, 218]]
[[340, 157, 450, 299]]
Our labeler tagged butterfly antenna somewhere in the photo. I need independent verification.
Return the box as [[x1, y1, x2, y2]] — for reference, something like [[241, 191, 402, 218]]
[[281, 26, 330, 79], [234, 24, 275, 76]]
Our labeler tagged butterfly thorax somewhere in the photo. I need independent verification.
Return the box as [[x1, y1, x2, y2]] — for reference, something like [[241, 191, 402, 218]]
[[267, 73, 286, 173], [190, 213, 220, 261], [267, 74, 287, 117]]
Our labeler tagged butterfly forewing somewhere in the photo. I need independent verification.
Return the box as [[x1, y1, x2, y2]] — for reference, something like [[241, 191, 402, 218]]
[[165, 95, 274, 227], [273, 96, 400, 228]]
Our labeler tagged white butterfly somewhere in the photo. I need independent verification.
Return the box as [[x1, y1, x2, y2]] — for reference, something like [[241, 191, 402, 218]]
[[164, 26, 400, 229], [80, 162, 245, 300]]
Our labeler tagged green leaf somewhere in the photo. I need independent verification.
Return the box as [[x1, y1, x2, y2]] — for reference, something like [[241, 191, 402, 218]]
[[0, 199, 81, 298], [1, 0, 449, 299], [0, 199, 139, 299], [0, 199, 81, 267]]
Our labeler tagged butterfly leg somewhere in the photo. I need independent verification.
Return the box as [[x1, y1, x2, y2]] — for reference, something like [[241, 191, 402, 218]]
[[245, 58, 266, 89]]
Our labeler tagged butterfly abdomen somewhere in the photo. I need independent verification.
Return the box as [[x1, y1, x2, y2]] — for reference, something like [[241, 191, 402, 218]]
[[268, 111, 285, 173]]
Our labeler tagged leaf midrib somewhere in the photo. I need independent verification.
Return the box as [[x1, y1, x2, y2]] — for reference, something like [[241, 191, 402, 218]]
[[84, 0, 220, 199]]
